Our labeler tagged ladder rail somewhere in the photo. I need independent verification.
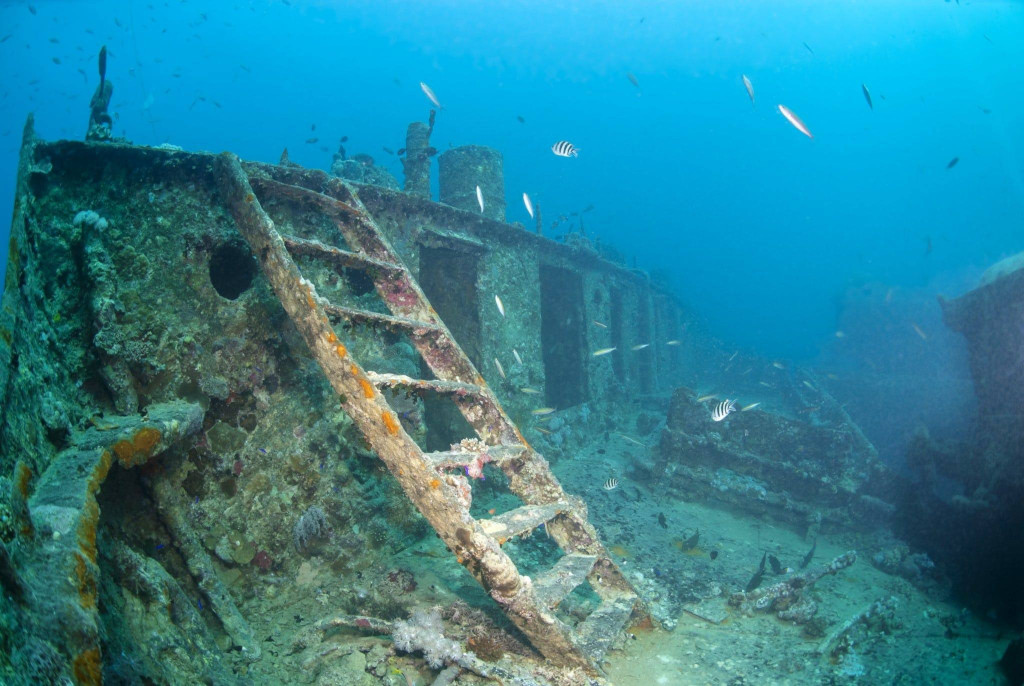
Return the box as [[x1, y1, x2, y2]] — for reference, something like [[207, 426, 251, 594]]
[[216, 153, 599, 672]]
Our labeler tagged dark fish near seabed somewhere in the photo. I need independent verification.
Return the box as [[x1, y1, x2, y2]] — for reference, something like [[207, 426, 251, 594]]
[[799, 540, 816, 569], [768, 554, 783, 575], [657, 513, 667, 529], [947, 157, 959, 169], [862, 83, 873, 110], [745, 552, 767, 592], [682, 529, 699, 550]]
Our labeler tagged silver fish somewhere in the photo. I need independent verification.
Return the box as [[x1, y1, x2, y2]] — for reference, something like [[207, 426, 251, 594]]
[[742, 74, 754, 104], [419, 81, 442, 109], [592, 347, 616, 357], [593, 320, 608, 328], [665, 339, 681, 346], [494, 357, 506, 379], [495, 294, 505, 317], [741, 402, 761, 412], [778, 104, 813, 138], [476, 185, 484, 212], [552, 140, 579, 157], [512, 349, 523, 365], [523, 192, 534, 219], [532, 407, 556, 415], [631, 343, 650, 351], [711, 399, 737, 422]]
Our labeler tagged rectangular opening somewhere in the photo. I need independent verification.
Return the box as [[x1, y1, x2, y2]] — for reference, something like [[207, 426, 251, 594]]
[[539, 265, 587, 409], [418, 245, 482, 450], [609, 288, 626, 381]]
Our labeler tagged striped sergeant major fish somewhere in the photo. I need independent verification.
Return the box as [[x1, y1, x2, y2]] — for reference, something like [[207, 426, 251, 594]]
[[551, 140, 579, 157], [711, 399, 737, 422]]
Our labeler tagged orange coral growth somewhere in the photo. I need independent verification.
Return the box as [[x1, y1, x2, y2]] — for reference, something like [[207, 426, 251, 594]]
[[358, 377, 374, 399], [304, 286, 316, 310], [78, 498, 100, 563], [335, 343, 347, 358], [112, 427, 162, 467], [326, 330, 338, 344], [73, 648, 102, 686], [74, 551, 97, 608], [382, 410, 400, 436], [245, 192, 255, 204], [14, 461, 32, 499], [429, 478, 440, 489]]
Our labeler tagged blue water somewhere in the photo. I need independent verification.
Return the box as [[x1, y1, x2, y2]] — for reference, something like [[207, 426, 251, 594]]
[[1, 0, 1022, 361]]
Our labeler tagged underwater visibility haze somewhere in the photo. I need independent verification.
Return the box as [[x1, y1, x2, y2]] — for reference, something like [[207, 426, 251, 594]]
[[1, 1, 1023, 685]]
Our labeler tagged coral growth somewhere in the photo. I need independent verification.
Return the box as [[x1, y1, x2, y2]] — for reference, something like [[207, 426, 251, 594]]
[[293, 505, 328, 551], [391, 608, 468, 669]]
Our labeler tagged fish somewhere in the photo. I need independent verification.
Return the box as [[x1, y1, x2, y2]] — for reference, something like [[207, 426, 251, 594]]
[[799, 540, 816, 569], [768, 554, 783, 575], [52, 57, 61, 65], [516, 115, 525, 124], [631, 343, 650, 351], [98, 45, 107, 90], [535, 427, 553, 435], [861, 83, 873, 110], [305, 137, 318, 144], [740, 402, 761, 412], [835, 330, 846, 339], [778, 105, 813, 138], [696, 394, 717, 403], [946, 157, 959, 170], [759, 381, 772, 388], [419, 81, 442, 109], [803, 42, 815, 55], [523, 192, 534, 219], [495, 294, 505, 317], [745, 566, 765, 592], [657, 513, 668, 529], [666, 339, 681, 346], [711, 399, 737, 422], [592, 320, 608, 328], [592, 347, 616, 357], [682, 529, 699, 550], [911, 322, 928, 340], [512, 349, 523, 365], [772, 361, 785, 369], [520, 387, 542, 395], [551, 140, 579, 158], [476, 185, 484, 212], [603, 477, 619, 491], [802, 380, 814, 390], [728, 351, 739, 361], [531, 407, 556, 415], [613, 432, 646, 448], [493, 358, 506, 379], [382, 146, 394, 155], [627, 72, 640, 89], [742, 74, 754, 104]]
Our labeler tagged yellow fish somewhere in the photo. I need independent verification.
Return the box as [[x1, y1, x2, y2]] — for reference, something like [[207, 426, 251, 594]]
[[696, 394, 717, 402], [741, 402, 761, 412], [532, 407, 556, 415], [593, 347, 616, 357], [665, 339, 681, 346]]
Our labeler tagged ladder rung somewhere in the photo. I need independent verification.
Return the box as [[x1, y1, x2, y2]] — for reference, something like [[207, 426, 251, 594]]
[[479, 503, 568, 540], [366, 372, 483, 397], [322, 303, 441, 336], [423, 445, 527, 470], [533, 553, 598, 609], [574, 595, 637, 662], [282, 234, 404, 274]]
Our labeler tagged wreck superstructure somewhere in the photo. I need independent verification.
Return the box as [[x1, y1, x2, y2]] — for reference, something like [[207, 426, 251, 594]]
[[0, 117, 687, 684]]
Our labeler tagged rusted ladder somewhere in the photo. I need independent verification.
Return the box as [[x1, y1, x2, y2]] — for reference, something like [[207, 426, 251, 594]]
[[215, 152, 641, 673]]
